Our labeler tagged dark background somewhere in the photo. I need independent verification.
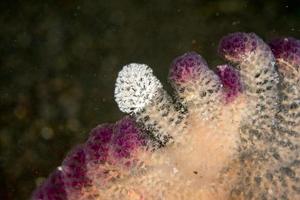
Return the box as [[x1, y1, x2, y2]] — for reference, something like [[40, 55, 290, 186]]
[[0, 0, 299, 199]]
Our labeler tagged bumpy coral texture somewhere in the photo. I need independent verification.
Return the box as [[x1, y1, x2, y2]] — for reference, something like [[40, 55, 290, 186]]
[[32, 32, 300, 200]]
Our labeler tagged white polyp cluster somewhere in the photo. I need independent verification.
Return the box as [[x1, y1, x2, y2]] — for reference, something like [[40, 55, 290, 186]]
[[114, 63, 162, 114]]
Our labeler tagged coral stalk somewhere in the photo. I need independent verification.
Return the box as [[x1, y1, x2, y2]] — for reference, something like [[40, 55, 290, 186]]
[[115, 63, 186, 145]]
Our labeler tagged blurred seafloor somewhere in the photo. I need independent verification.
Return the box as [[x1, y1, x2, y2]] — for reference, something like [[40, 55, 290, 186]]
[[0, 0, 299, 199]]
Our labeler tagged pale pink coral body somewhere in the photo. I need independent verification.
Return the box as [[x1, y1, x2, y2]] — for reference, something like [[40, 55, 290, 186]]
[[33, 32, 300, 200]]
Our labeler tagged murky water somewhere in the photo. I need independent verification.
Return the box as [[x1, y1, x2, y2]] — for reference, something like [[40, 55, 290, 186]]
[[0, 0, 299, 199]]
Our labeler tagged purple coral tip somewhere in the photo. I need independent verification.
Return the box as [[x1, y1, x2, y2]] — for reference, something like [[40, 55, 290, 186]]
[[218, 32, 257, 62], [85, 124, 114, 163], [269, 37, 300, 68], [216, 64, 242, 103], [112, 117, 144, 159], [32, 170, 67, 200], [61, 145, 90, 190], [169, 51, 208, 84]]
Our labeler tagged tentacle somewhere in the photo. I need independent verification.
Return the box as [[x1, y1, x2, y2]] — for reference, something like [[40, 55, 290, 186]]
[[219, 32, 279, 130], [270, 37, 300, 198], [219, 32, 283, 199], [85, 124, 114, 163], [219, 32, 280, 158], [169, 52, 223, 120], [84, 117, 149, 199], [270, 37, 300, 137], [168, 53, 244, 199], [61, 145, 90, 200], [114, 63, 186, 146], [111, 116, 146, 159]]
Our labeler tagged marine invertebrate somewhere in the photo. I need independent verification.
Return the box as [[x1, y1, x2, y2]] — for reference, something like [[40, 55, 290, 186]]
[[32, 32, 300, 200]]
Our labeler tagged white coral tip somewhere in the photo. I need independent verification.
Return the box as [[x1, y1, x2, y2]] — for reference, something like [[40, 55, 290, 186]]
[[114, 63, 162, 113]]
